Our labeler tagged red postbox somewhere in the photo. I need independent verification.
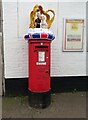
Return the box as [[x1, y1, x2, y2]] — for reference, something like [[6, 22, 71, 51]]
[[24, 29, 55, 108]]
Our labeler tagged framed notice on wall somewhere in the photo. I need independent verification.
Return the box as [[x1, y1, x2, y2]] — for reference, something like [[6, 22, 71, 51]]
[[63, 19, 84, 51]]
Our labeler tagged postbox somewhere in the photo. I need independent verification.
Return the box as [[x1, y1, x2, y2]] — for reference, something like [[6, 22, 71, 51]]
[[29, 39, 51, 92], [24, 28, 55, 108]]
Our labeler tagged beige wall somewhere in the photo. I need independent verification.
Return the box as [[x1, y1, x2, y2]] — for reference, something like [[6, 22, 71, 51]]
[[0, 0, 3, 96], [2, 1, 86, 78], [0, 1, 1, 20]]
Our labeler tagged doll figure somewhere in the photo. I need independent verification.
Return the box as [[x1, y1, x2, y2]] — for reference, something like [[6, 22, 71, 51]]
[[35, 9, 41, 28], [40, 16, 47, 29]]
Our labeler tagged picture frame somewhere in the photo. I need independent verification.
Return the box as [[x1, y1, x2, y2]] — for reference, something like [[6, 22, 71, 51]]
[[63, 19, 84, 52]]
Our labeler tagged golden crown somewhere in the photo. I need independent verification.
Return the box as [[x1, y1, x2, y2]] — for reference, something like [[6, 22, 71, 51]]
[[29, 4, 55, 29]]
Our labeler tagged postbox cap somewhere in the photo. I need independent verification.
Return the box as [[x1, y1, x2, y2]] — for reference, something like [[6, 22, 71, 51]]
[[24, 28, 55, 40]]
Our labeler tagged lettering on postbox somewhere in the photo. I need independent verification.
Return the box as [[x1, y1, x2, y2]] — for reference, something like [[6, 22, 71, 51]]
[[36, 45, 49, 65], [36, 51, 46, 65], [38, 51, 45, 62]]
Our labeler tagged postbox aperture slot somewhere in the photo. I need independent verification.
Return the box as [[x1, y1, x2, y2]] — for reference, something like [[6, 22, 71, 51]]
[[35, 46, 48, 48]]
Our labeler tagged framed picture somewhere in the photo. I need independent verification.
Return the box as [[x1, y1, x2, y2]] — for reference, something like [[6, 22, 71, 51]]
[[63, 19, 84, 51]]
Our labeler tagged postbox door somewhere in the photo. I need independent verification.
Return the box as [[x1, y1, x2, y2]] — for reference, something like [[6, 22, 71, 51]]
[[29, 41, 51, 92]]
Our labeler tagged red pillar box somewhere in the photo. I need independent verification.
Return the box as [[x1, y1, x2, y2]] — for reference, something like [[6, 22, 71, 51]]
[[24, 28, 55, 108]]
